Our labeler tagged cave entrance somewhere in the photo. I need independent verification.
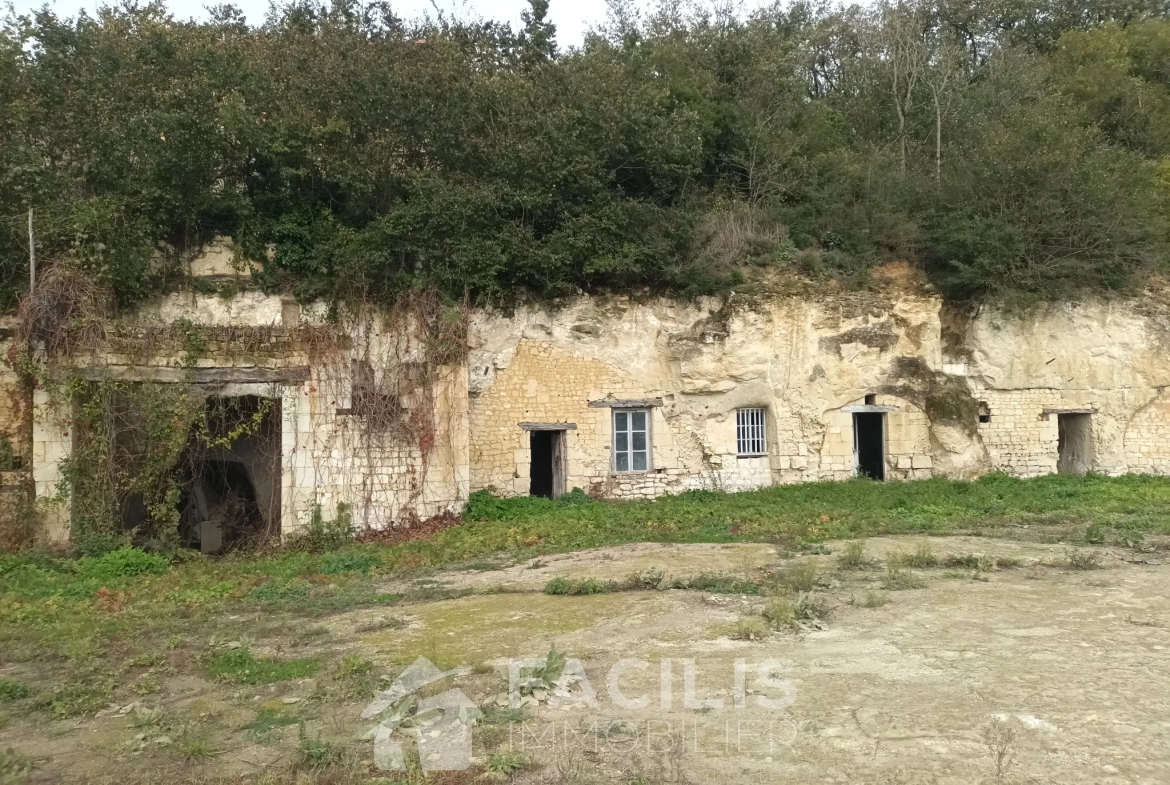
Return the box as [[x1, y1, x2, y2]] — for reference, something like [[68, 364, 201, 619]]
[[1057, 413, 1094, 475], [853, 412, 886, 481], [177, 394, 281, 553], [529, 429, 567, 499]]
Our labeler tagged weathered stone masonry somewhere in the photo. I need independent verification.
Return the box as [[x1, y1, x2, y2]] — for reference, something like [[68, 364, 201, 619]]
[[15, 277, 1170, 544]]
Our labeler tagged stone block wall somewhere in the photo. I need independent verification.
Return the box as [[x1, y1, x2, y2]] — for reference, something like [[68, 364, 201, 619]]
[[972, 389, 1063, 477], [1124, 393, 1170, 474]]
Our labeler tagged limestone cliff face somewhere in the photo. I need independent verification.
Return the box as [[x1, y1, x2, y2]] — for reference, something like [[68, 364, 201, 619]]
[[21, 280, 1170, 540], [468, 288, 1170, 496]]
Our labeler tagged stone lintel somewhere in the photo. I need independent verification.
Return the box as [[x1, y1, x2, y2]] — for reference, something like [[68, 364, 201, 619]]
[[587, 398, 664, 409], [519, 422, 578, 431], [68, 366, 310, 384]]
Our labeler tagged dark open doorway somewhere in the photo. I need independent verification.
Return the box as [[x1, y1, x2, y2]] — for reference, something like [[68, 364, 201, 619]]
[[853, 412, 885, 481], [176, 395, 281, 553], [529, 430, 567, 499], [1057, 413, 1093, 474]]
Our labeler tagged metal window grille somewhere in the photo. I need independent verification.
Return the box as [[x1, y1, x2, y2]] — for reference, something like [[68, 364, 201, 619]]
[[613, 409, 650, 472], [736, 408, 767, 456]]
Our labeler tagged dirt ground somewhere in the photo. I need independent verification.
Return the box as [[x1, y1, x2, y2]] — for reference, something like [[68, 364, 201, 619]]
[[5, 535, 1170, 784]]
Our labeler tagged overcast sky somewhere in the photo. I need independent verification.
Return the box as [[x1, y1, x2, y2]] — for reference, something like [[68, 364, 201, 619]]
[[2, 0, 725, 48]]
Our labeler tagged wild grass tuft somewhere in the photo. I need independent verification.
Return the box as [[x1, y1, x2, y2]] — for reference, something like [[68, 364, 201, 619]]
[[891, 543, 938, 568], [774, 560, 819, 592], [730, 617, 768, 640], [881, 565, 926, 590], [1066, 549, 1103, 570], [837, 540, 871, 570]]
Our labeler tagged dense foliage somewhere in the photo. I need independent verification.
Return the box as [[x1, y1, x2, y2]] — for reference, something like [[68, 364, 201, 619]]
[[2, 0, 1169, 309]]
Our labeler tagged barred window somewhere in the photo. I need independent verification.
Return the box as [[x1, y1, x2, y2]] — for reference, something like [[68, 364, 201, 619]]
[[736, 408, 767, 456], [613, 409, 650, 472]]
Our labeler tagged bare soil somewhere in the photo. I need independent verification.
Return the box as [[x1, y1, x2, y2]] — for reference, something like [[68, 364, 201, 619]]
[[4, 536, 1170, 784]]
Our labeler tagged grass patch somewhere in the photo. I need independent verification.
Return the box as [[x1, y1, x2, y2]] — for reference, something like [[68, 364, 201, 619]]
[[860, 590, 891, 608], [881, 565, 926, 590], [773, 560, 819, 592], [941, 553, 997, 571], [544, 572, 759, 596], [2, 473, 1168, 711], [680, 573, 760, 594], [0, 680, 31, 701], [544, 577, 613, 595], [891, 543, 938, 568], [730, 616, 769, 640], [837, 540, 871, 570], [204, 648, 320, 685], [297, 724, 340, 768], [243, 706, 303, 742], [485, 750, 530, 775]]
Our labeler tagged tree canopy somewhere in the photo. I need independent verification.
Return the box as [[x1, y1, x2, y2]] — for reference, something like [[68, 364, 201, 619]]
[[2, 0, 1169, 309]]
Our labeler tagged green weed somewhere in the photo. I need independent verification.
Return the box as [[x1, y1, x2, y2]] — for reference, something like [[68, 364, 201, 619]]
[[837, 540, 870, 570], [0, 680, 31, 701], [486, 750, 530, 775], [941, 553, 996, 572], [881, 565, 926, 590], [204, 648, 319, 685], [891, 543, 938, 568], [319, 550, 381, 575], [297, 724, 339, 767], [544, 577, 612, 595], [774, 560, 819, 592], [731, 617, 768, 640], [243, 706, 302, 742]]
